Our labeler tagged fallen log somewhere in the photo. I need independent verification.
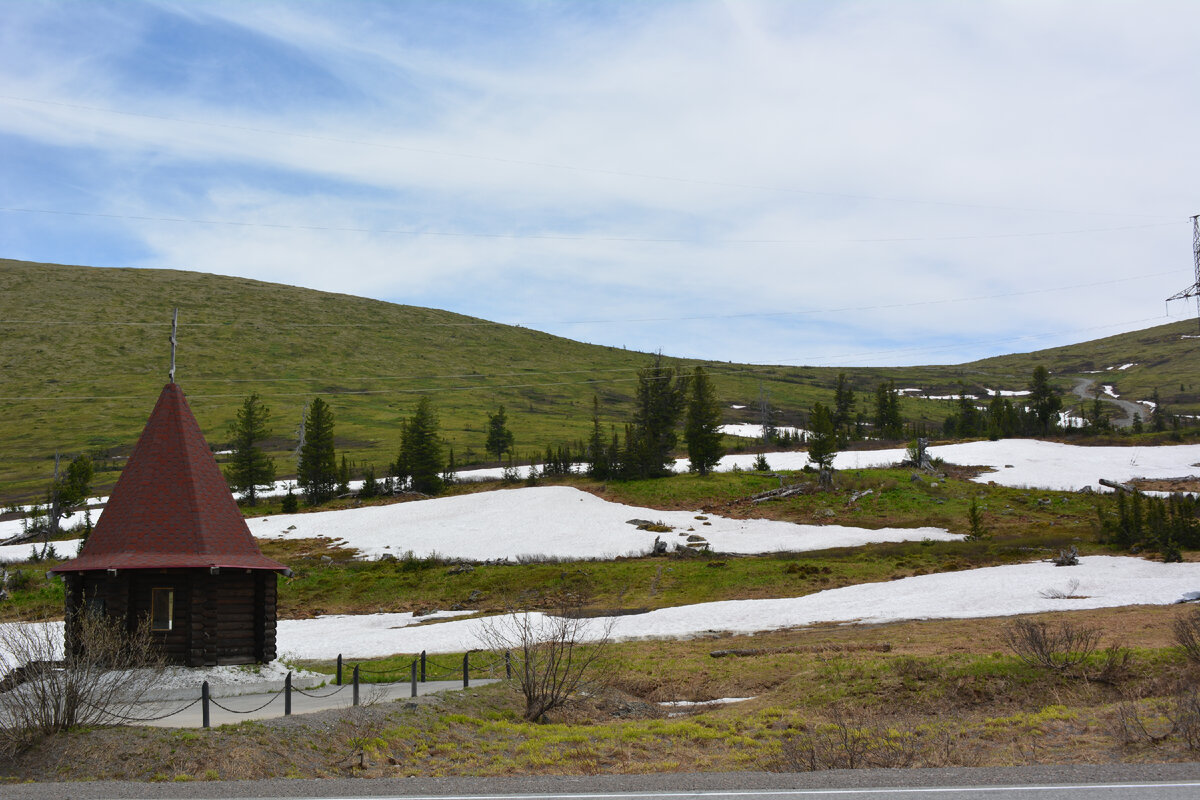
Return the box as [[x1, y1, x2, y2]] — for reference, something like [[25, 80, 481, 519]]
[[1099, 478, 1137, 494], [748, 484, 807, 503]]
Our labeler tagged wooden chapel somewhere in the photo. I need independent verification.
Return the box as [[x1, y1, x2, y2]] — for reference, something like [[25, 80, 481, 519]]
[[51, 381, 288, 666]]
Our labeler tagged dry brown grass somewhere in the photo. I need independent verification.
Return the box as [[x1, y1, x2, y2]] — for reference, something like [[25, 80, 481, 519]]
[[5, 607, 1200, 782]]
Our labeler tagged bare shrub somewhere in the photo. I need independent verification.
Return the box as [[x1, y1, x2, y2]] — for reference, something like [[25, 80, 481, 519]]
[[1038, 579, 1083, 600], [0, 613, 166, 754], [1112, 699, 1173, 746], [476, 598, 615, 722], [774, 707, 944, 771], [1173, 608, 1200, 665], [1002, 618, 1101, 672], [1093, 644, 1134, 685], [1112, 688, 1200, 749], [1170, 688, 1200, 750]]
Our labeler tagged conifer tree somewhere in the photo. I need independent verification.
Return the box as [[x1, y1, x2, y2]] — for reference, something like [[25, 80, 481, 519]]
[[873, 381, 903, 439], [47, 453, 93, 536], [832, 373, 856, 440], [298, 397, 337, 505], [1028, 366, 1062, 435], [337, 454, 351, 495], [485, 405, 515, 462], [359, 464, 379, 498], [955, 386, 980, 437], [398, 396, 444, 494], [1151, 387, 1167, 432], [225, 393, 275, 505], [629, 355, 689, 478], [281, 486, 299, 513], [684, 367, 724, 475], [806, 402, 838, 471], [586, 396, 610, 479]]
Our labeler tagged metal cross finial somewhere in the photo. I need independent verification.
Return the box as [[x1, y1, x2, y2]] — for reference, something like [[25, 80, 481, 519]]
[[168, 308, 178, 383]]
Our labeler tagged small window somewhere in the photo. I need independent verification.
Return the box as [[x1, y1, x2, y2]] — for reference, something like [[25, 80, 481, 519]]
[[151, 588, 174, 632], [85, 595, 105, 616]]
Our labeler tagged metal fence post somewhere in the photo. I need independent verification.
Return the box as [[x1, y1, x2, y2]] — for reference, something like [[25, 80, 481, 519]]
[[285, 671, 292, 716], [353, 665, 360, 706], [420, 650, 426, 682], [463, 652, 469, 688], [336, 654, 343, 685], [505, 650, 512, 679], [201, 681, 210, 729], [411, 659, 418, 698]]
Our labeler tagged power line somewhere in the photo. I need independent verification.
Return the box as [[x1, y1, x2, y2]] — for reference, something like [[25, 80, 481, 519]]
[[762, 314, 1174, 367], [0, 94, 1175, 220], [0, 314, 1178, 403], [0, 206, 1179, 246], [0, 269, 1184, 330]]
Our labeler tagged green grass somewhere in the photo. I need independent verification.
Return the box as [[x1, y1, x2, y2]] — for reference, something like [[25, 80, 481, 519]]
[[5, 258, 1199, 500], [8, 622, 1198, 780]]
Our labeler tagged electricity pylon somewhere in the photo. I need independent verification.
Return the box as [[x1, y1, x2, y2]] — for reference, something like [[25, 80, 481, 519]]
[[1167, 215, 1200, 333]]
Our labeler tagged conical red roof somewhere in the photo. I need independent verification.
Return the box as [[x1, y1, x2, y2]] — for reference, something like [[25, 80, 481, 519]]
[[53, 383, 286, 573]]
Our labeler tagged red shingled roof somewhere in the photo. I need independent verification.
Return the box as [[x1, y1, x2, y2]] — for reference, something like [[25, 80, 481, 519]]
[[53, 383, 286, 573]]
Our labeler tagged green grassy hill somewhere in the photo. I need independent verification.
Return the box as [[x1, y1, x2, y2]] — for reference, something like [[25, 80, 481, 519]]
[[1, 258, 1197, 499]]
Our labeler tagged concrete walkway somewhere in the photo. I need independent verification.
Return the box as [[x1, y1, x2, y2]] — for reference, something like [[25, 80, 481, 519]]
[[116, 677, 497, 728]]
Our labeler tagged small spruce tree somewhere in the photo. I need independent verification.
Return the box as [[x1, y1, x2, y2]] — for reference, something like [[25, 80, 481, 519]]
[[398, 396, 444, 494], [485, 405, 515, 462], [806, 402, 838, 471], [225, 393, 275, 505], [684, 366, 724, 475], [297, 397, 337, 505]]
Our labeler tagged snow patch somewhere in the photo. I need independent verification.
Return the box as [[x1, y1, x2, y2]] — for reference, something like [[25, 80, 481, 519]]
[[258, 486, 956, 561], [718, 423, 808, 439], [260, 556, 1200, 657]]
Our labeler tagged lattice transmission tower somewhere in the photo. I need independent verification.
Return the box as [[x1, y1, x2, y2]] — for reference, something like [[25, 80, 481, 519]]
[[1167, 215, 1200, 333]]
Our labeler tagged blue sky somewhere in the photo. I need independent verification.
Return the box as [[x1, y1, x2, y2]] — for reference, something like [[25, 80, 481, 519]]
[[2, 0, 1198, 366]]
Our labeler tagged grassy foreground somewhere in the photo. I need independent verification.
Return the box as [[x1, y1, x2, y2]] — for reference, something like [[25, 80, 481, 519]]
[[1, 462, 1197, 780], [3, 609, 1199, 781]]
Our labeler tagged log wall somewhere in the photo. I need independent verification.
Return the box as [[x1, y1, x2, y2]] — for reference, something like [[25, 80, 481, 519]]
[[62, 569, 278, 666]]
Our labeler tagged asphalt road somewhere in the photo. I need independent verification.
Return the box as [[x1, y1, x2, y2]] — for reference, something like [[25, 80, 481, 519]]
[[1071, 378, 1146, 429], [6, 765, 1200, 800]]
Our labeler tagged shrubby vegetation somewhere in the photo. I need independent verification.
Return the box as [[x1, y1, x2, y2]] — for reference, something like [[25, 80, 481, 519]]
[[1097, 491, 1200, 562]]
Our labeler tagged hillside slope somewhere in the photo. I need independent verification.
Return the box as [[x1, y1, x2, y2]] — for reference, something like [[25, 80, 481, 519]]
[[1, 258, 1196, 498]]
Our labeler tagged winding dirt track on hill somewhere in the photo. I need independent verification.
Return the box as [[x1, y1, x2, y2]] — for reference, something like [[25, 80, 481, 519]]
[[1072, 377, 1145, 428]]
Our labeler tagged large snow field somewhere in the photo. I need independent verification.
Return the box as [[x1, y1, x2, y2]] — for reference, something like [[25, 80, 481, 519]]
[[254, 485, 956, 560], [927, 440, 1200, 492], [704, 440, 1200, 493], [271, 556, 1200, 658], [5, 440, 1199, 550], [6, 558, 1200, 669]]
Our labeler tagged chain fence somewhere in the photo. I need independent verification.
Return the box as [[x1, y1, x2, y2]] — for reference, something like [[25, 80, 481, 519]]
[[3, 647, 512, 728]]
